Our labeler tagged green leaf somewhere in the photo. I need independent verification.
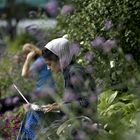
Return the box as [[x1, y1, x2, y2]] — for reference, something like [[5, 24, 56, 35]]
[[107, 91, 118, 104]]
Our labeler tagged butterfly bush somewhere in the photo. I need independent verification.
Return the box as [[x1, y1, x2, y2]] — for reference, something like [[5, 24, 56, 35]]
[[102, 39, 117, 53], [104, 20, 113, 30], [84, 52, 94, 61], [124, 54, 134, 62], [61, 4, 75, 15], [57, 0, 140, 139], [44, 0, 59, 17], [70, 42, 81, 56], [91, 37, 105, 47]]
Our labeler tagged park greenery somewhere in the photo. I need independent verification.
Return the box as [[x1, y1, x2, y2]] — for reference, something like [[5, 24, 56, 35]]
[[0, 0, 140, 139]]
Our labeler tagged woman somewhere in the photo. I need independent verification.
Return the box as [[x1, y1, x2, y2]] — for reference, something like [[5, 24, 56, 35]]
[[41, 36, 97, 133], [16, 43, 56, 140], [22, 43, 55, 97]]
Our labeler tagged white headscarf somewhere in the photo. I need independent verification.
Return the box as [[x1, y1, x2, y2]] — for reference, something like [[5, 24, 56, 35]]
[[44, 35, 74, 70]]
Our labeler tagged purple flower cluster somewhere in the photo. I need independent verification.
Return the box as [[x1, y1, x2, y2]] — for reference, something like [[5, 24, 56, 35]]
[[91, 37, 105, 47], [5, 96, 20, 105], [0, 112, 20, 139], [70, 42, 81, 56], [104, 20, 113, 30], [91, 36, 117, 53], [44, 0, 58, 17], [102, 39, 117, 53], [61, 4, 74, 15], [84, 52, 94, 62], [125, 54, 133, 61]]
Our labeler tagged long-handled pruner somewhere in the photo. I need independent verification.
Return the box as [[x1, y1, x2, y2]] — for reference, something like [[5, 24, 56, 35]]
[[13, 83, 60, 112], [13, 83, 41, 110]]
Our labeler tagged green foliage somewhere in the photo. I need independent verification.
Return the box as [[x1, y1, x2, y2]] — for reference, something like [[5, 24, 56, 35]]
[[98, 89, 140, 139], [57, 0, 140, 51], [56, 0, 140, 92], [0, 106, 24, 140], [0, 55, 13, 97], [0, 33, 35, 98], [0, 53, 34, 98], [6, 33, 36, 53], [56, 0, 140, 139]]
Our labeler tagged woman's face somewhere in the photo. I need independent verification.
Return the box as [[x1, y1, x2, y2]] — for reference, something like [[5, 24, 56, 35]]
[[45, 59, 61, 73]]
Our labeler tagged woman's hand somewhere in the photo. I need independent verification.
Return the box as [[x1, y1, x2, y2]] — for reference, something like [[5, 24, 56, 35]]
[[23, 103, 31, 112], [41, 103, 60, 113]]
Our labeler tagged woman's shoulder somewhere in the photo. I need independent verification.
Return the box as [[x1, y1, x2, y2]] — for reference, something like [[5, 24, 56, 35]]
[[34, 56, 46, 64], [68, 63, 86, 75]]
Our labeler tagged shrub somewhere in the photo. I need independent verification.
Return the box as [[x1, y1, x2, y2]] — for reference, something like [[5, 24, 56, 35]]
[[57, 0, 140, 90]]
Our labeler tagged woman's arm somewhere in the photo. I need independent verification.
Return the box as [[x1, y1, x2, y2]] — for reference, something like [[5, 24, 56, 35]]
[[21, 51, 36, 77]]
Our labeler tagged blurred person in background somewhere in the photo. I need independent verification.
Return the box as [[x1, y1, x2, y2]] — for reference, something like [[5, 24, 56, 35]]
[[16, 43, 56, 140], [21, 43, 55, 99]]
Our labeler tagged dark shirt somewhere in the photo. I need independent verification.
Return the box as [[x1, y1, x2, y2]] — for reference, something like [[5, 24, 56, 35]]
[[63, 63, 97, 108]]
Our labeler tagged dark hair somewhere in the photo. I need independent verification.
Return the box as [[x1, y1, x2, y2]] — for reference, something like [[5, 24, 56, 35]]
[[42, 48, 59, 61], [33, 54, 40, 60]]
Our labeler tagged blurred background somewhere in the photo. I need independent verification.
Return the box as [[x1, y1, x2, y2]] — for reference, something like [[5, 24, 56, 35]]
[[0, 0, 60, 39]]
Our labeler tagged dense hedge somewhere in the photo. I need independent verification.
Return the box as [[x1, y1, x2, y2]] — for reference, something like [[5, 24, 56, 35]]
[[56, 1, 140, 139], [57, 0, 140, 90]]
